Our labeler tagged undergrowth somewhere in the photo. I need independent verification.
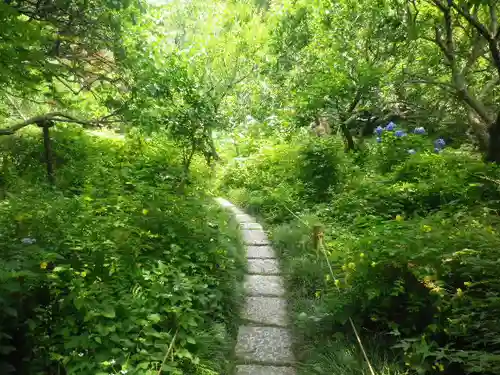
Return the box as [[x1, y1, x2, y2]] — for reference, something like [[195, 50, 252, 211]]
[[0, 127, 245, 375], [219, 124, 500, 375]]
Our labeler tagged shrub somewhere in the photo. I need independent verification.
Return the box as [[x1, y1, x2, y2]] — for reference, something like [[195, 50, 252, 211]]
[[219, 127, 500, 375], [329, 211, 500, 374], [297, 137, 345, 202], [0, 131, 245, 375]]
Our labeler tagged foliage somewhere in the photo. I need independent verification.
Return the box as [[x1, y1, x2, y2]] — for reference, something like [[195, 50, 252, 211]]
[[4, 0, 500, 375], [220, 134, 346, 221], [219, 129, 500, 374], [0, 130, 245, 375]]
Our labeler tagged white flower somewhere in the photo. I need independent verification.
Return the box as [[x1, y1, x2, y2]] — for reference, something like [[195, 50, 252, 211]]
[[21, 237, 36, 244], [110, 359, 116, 365], [120, 370, 128, 374]]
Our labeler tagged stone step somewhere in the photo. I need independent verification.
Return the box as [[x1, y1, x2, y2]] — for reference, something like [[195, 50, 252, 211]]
[[215, 197, 234, 208], [247, 246, 276, 259], [235, 214, 255, 223], [244, 275, 285, 297], [215, 199, 297, 375], [235, 365, 296, 375], [235, 326, 294, 365], [240, 222, 263, 230], [242, 229, 270, 246], [242, 297, 288, 327], [248, 259, 280, 275]]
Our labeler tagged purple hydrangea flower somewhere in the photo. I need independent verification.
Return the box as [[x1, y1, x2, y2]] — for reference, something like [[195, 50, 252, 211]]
[[376, 137, 382, 143], [435, 138, 446, 148], [395, 130, 406, 137], [408, 149, 416, 155], [375, 126, 384, 136], [385, 122, 396, 131], [413, 127, 426, 135]]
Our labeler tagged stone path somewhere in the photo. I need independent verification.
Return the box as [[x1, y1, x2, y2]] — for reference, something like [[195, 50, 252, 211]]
[[216, 198, 296, 375]]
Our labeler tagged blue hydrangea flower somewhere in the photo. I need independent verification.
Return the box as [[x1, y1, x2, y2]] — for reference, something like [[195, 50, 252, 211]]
[[435, 138, 446, 148], [21, 237, 36, 245], [375, 126, 384, 135], [407, 149, 416, 155], [385, 122, 396, 131], [395, 130, 406, 137], [413, 127, 426, 135], [376, 137, 382, 143], [434, 147, 441, 154]]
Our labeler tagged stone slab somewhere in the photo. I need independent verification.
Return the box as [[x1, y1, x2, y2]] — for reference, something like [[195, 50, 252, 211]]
[[248, 259, 280, 275], [215, 197, 234, 208], [243, 297, 288, 327], [230, 207, 246, 216], [242, 229, 270, 246], [244, 275, 285, 297], [247, 246, 276, 259], [235, 214, 255, 223], [240, 222, 263, 230], [235, 365, 296, 375], [235, 326, 294, 365]]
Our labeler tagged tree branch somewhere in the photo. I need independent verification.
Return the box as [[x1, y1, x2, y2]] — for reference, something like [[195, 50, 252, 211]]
[[450, 1, 492, 40], [0, 112, 122, 136], [490, 2, 498, 37], [450, 1, 500, 77], [406, 77, 455, 89]]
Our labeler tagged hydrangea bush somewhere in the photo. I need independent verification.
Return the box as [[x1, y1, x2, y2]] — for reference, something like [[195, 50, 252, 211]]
[[373, 121, 447, 173]]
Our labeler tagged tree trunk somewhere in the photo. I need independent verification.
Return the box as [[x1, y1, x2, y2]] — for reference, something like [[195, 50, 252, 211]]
[[42, 125, 55, 185], [340, 122, 356, 152], [486, 112, 500, 163]]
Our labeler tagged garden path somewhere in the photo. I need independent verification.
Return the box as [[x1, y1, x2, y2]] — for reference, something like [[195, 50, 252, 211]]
[[216, 198, 296, 375]]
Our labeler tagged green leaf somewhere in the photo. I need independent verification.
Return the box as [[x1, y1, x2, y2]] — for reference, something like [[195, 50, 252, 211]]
[[101, 306, 116, 318], [147, 313, 161, 323]]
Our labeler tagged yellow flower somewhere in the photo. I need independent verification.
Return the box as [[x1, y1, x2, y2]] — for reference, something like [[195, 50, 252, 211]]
[[40, 262, 48, 269], [334, 279, 340, 288], [325, 274, 331, 282], [422, 225, 432, 232], [81, 271, 87, 278], [315, 290, 321, 298], [456, 288, 463, 297], [359, 253, 365, 258], [348, 262, 356, 270], [395, 215, 404, 222], [142, 209, 149, 215], [371, 261, 376, 267]]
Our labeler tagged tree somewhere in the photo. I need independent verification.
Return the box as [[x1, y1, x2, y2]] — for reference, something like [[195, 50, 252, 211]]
[[399, 0, 500, 161]]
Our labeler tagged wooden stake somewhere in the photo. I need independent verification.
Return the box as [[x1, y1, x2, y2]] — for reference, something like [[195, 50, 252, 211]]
[[312, 223, 324, 260]]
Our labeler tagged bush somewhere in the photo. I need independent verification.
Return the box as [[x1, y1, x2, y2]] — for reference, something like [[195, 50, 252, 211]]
[[330, 211, 500, 374], [219, 129, 500, 375], [0, 130, 245, 375], [220, 136, 347, 222], [297, 137, 345, 202]]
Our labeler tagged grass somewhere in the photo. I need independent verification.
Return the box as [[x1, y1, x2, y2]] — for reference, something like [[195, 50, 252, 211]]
[[294, 336, 409, 375]]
